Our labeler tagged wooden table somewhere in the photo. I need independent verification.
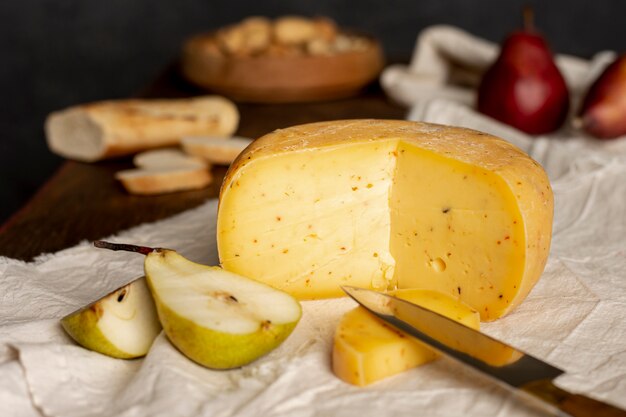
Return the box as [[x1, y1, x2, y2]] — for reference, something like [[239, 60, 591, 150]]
[[0, 64, 405, 261]]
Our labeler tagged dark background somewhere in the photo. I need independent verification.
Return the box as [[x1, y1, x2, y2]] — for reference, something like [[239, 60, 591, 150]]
[[1, 0, 624, 224]]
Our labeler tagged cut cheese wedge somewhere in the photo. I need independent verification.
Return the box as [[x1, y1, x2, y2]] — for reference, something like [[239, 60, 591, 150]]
[[332, 289, 480, 386], [217, 120, 553, 320]]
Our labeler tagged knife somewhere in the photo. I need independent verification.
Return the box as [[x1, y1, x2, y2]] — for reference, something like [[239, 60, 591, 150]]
[[341, 286, 625, 417]]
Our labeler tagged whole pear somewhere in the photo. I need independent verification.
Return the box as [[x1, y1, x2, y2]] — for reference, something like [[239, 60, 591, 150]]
[[578, 55, 626, 139], [477, 9, 569, 134]]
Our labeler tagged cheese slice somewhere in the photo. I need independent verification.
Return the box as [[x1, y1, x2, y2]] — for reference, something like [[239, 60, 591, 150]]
[[217, 120, 553, 320], [332, 289, 480, 386]]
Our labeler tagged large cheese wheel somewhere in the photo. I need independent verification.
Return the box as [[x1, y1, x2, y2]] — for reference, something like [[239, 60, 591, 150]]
[[216, 120, 553, 320]]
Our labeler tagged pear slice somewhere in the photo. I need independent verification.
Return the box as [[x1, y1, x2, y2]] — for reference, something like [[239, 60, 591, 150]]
[[61, 277, 161, 358], [94, 241, 302, 369]]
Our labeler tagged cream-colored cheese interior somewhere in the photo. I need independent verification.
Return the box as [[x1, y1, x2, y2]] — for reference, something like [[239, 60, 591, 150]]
[[219, 140, 398, 299], [218, 139, 525, 319]]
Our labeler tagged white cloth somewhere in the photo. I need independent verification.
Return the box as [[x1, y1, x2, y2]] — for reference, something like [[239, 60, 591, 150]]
[[381, 25, 616, 110], [2, 26, 626, 417]]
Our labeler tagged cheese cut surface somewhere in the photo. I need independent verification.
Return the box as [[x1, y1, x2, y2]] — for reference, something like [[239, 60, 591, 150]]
[[390, 142, 527, 319], [217, 120, 553, 320], [332, 289, 480, 386], [218, 140, 398, 298]]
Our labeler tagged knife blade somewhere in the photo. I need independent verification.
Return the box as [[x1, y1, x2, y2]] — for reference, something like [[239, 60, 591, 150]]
[[341, 286, 625, 417]]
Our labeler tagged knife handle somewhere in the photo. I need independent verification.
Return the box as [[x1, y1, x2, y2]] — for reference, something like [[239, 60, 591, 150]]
[[522, 379, 626, 417], [559, 392, 626, 417]]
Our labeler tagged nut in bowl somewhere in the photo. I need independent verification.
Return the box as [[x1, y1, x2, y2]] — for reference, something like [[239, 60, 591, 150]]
[[181, 16, 385, 103]]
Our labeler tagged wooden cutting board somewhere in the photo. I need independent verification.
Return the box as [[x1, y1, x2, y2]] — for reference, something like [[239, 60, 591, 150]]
[[0, 63, 405, 261]]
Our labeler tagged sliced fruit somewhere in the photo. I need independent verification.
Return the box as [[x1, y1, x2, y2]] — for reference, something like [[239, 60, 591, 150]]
[[61, 277, 161, 358], [94, 241, 302, 369]]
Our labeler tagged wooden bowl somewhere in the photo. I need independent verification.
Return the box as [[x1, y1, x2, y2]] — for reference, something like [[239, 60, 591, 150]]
[[181, 33, 385, 103]]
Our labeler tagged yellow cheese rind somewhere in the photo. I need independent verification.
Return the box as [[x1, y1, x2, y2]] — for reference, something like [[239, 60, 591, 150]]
[[217, 120, 553, 320], [332, 289, 480, 386]]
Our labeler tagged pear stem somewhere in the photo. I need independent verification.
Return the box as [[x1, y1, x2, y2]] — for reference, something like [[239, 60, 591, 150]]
[[523, 5, 535, 32], [93, 240, 157, 256]]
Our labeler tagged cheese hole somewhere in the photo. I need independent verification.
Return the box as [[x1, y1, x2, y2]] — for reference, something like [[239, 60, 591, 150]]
[[430, 257, 446, 272]]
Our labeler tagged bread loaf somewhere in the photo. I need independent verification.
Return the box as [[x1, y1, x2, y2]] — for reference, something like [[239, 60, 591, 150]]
[[45, 96, 239, 162]]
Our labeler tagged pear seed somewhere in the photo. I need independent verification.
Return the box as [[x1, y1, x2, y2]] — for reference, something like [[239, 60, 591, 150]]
[[89, 303, 104, 317], [213, 291, 238, 303]]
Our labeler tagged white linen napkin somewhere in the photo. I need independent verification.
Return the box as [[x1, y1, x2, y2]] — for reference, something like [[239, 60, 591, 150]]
[[2, 126, 625, 416], [2, 25, 626, 416], [381, 25, 616, 110]]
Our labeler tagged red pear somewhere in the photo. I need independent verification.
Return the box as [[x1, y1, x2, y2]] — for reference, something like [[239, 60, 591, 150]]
[[477, 8, 569, 135], [578, 55, 626, 139]]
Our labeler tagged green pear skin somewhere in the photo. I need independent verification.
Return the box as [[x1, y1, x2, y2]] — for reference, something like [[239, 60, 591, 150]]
[[144, 250, 302, 369], [155, 301, 299, 369], [62, 303, 136, 358], [61, 277, 161, 359]]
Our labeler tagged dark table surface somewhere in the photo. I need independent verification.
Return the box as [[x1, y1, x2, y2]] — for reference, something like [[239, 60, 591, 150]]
[[0, 64, 406, 261]]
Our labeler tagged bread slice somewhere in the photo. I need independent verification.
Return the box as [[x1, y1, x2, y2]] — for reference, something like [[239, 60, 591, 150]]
[[115, 167, 212, 195], [118, 148, 212, 195], [45, 96, 239, 162], [133, 148, 207, 169], [181, 136, 253, 165]]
